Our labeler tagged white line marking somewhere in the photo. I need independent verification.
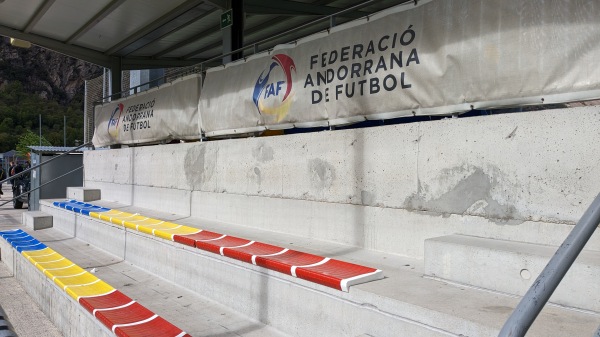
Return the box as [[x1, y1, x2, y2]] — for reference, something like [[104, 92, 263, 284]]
[[52, 270, 87, 281], [34, 257, 65, 267], [93, 300, 136, 316], [291, 257, 330, 277], [111, 314, 158, 333], [63, 278, 101, 291], [77, 288, 117, 301], [43, 263, 75, 271], [251, 248, 288, 265], [27, 251, 56, 258], [220, 241, 254, 256], [197, 234, 226, 242]]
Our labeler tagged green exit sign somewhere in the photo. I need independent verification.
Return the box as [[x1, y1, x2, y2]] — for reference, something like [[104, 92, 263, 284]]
[[221, 10, 232, 29]]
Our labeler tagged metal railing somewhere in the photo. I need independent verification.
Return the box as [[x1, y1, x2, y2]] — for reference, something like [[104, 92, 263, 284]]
[[0, 142, 92, 208], [499, 193, 600, 337], [97, 0, 416, 104]]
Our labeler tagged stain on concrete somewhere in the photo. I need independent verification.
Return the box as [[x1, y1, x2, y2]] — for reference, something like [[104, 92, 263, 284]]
[[404, 166, 523, 223], [183, 145, 216, 190], [505, 126, 518, 139], [361, 190, 375, 206], [252, 143, 274, 162], [309, 158, 335, 190], [247, 167, 262, 188], [482, 305, 513, 314]]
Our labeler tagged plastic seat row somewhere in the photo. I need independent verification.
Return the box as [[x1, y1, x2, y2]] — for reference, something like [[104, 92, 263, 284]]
[[0, 229, 190, 337], [54, 200, 384, 291]]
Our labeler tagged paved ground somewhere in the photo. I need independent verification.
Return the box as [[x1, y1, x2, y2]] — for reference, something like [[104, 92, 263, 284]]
[[0, 184, 63, 337]]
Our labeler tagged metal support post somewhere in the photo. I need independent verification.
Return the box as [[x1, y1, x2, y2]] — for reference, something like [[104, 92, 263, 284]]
[[499, 193, 600, 337]]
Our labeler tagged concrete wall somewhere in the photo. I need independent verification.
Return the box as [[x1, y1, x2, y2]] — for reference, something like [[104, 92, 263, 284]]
[[85, 106, 600, 258]]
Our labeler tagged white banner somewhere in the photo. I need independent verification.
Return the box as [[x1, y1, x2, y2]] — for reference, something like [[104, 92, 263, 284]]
[[199, 0, 600, 136], [93, 74, 202, 147]]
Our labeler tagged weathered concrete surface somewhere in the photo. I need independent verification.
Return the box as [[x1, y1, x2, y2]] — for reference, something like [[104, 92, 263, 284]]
[[84, 106, 600, 258], [132, 185, 191, 216], [22, 211, 53, 230], [41, 200, 600, 337], [47, 201, 77, 237], [189, 191, 600, 258], [424, 234, 600, 312], [82, 148, 133, 185], [413, 109, 599, 223], [81, 181, 132, 204]]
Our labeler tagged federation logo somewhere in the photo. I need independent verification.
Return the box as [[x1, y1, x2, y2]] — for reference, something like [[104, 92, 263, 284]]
[[107, 103, 124, 138], [252, 54, 296, 122]]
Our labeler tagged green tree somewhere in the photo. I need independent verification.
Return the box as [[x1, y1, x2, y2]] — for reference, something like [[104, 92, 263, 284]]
[[0, 117, 14, 133], [16, 129, 52, 156], [0, 78, 87, 153]]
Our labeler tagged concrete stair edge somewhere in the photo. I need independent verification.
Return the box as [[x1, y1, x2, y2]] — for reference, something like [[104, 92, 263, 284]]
[[38, 199, 600, 337], [424, 234, 600, 313]]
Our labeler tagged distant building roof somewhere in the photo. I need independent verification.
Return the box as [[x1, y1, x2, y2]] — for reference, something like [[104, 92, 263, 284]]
[[2, 150, 17, 157], [27, 146, 88, 154]]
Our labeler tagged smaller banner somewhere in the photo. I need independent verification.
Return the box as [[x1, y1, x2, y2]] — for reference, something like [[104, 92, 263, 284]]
[[92, 74, 202, 147]]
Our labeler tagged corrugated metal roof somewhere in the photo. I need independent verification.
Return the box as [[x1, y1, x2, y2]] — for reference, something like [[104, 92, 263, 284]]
[[0, 0, 410, 70], [28, 146, 88, 154]]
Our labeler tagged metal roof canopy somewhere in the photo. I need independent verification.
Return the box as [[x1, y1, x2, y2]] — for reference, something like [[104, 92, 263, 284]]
[[0, 0, 408, 70], [28, 146, 85, 154]]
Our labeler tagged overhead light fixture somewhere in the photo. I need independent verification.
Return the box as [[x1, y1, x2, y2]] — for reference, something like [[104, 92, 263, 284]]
[[10, 38, 31, 48]]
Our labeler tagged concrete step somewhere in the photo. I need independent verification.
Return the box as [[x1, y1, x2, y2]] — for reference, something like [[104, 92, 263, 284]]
[[40, 199, 600, 337], [0, 229, 194, 337], [66, 187, 100, 202], [0, 226, 287, 337], [53, 199, 384, 292], [22, 211, 53, 231], [424, 234, 600, 312]]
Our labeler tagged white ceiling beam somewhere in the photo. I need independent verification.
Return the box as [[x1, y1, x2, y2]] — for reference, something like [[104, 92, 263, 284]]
[[24, 0, 57, 33], [66, 0, 128, 44]]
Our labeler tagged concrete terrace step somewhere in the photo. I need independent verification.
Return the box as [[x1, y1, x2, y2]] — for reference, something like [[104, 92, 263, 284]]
[[424, 234, 600, 312], [40, 198, 600, 337], [0, 229, 191, 337], [54, 199, 383, 292], [0, 226, 287, 337]]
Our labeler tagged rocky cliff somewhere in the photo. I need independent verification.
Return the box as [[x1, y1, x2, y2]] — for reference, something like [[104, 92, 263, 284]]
[[0, 37, 103, 104]]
